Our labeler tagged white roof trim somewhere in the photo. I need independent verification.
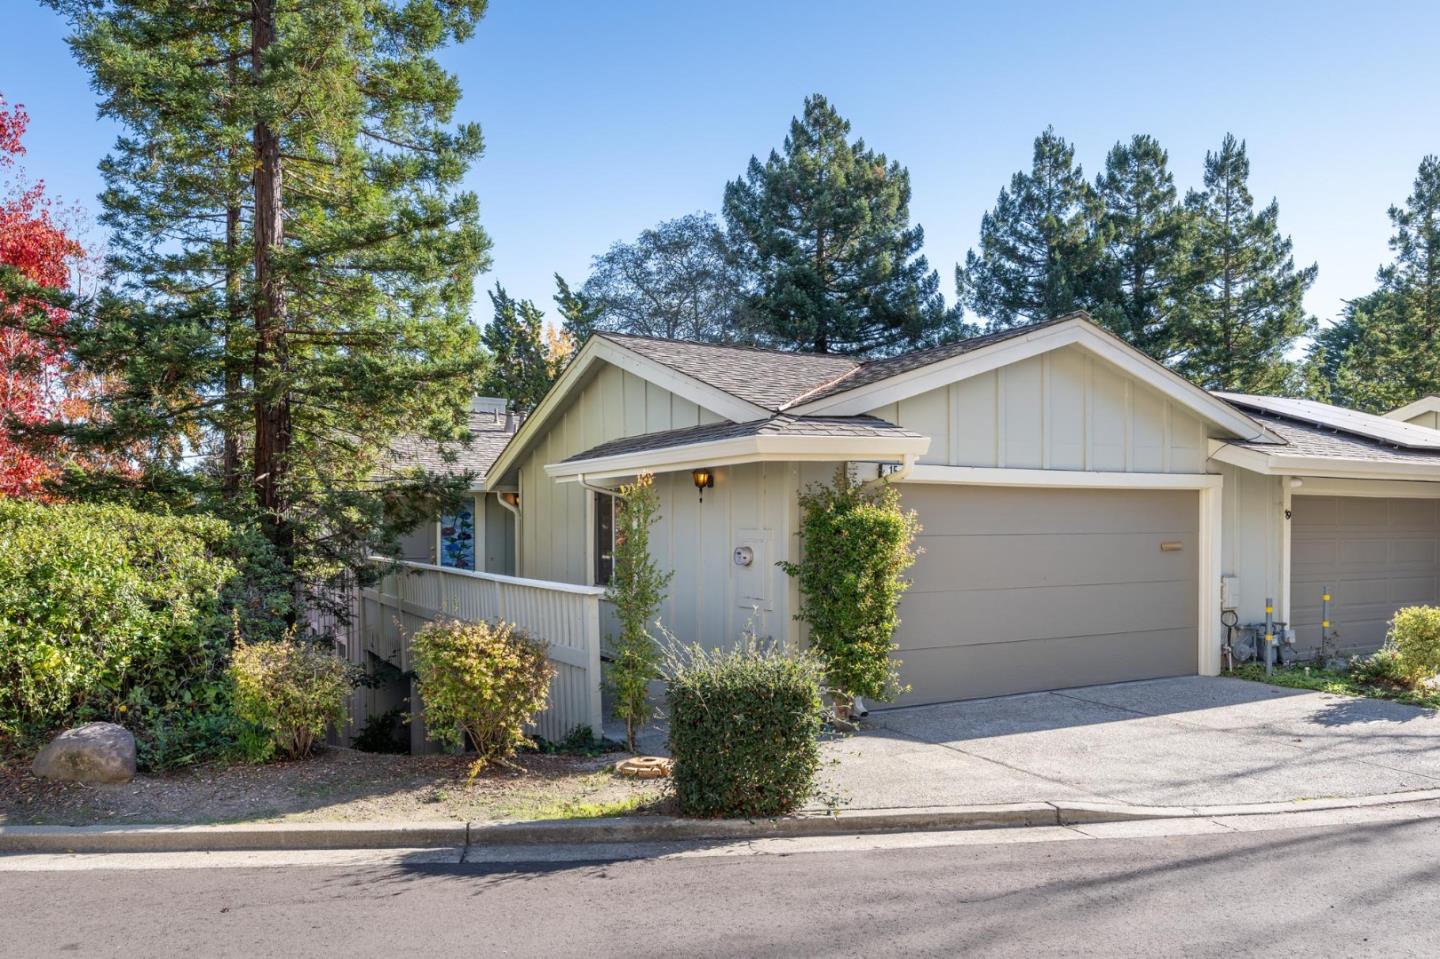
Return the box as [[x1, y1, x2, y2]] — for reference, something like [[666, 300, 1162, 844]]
[[545, 432, 932, 483], [485, 336, 769, 485], [1385, 395, 1440, 423], [1209, 440, 1440, 483], [787, 318, 1279, 443]]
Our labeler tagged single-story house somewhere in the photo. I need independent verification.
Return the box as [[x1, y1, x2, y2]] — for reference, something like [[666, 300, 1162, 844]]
[[400, 312, 1440, 707]]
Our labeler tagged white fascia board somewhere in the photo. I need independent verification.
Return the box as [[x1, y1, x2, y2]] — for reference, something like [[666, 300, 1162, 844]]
[[1385, 395, 1440, 422], [485, 337, 768, 485], [788, 319, 1280, 444], [1288, 477, 1440, 498], [1210, 442, 1440, 482], [545, 432, 931, 482], [900, 464, 1221, 490]]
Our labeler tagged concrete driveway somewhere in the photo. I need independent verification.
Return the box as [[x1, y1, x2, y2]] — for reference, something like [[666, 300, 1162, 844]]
[[821, 676, 1440, 810]]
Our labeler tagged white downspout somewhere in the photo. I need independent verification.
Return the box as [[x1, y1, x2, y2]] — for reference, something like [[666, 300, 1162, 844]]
[[496, 489, 521, 575], [576, 472, 630, 499], [863, 452, 916, 491]]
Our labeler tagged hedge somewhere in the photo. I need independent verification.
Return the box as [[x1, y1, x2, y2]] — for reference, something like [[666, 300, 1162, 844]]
[[0, 499, 290, 769], [666, 641, 826, 818]]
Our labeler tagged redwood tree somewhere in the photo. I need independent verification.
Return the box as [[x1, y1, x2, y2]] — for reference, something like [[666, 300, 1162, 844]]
[[0, 94, 84, 498]]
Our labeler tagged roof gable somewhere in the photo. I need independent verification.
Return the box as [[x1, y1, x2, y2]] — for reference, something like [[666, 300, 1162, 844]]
[[1385, 395, 1440, 424], [598, 333, 859, 412]]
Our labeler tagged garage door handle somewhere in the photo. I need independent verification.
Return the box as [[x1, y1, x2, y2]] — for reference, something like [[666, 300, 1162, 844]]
[[1160, 542, 1183, 551]]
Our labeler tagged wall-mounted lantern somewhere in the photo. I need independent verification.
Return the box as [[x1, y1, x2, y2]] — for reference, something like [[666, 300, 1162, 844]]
[[691, 467, 714, 503]]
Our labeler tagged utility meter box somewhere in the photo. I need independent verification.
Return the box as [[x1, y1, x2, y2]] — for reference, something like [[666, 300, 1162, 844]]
[[1220, 576, 1240, 611]]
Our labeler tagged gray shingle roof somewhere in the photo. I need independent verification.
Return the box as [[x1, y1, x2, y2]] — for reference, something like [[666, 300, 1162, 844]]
[[791, 316, 1077, 405], [562, 415, 924, 464], [383, 411, 515, 485], [598, 333, 861, 411], [1235, 413, 1440, 466], [599, 316, 1080, 412]]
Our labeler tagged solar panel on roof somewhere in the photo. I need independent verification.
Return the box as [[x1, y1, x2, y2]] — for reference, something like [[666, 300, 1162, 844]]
[[1215, 393, 1440, 451]]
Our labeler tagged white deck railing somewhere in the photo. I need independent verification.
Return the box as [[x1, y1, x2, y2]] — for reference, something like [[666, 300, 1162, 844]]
[[335, 560, 606, 750]]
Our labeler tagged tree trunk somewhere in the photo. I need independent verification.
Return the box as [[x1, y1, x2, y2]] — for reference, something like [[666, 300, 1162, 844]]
[[221, 59, 242, 501], [251, 0, 292, 563]]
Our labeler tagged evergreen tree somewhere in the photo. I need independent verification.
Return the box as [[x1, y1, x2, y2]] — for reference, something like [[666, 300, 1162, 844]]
[[553, 272, 601, 345], [481, 285, 552, 412], [1171, 135, 1315, 394], [1092, 135, 1188, 359], [1317, 156, 1440, 410], [39, 0, 493, 580], [723, 95, 953, 355], [959, 127, 1105, 330]]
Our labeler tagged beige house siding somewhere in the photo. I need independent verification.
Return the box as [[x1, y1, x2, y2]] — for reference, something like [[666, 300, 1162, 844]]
[[1402, 409, 1440, 430], [515, 360, 796, 650], [870, 345, 1208, 474], [1217, 463, 1286, 625]]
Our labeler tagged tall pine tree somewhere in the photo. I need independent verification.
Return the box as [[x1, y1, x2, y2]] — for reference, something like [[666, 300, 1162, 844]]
[[553, 272, 601, 345], [42, 0, 493, 579], [959, 127, 1105, 330], [1091, 135, 1187, 359], [1171, 135, 1315, 394], [1315, 155, 1440, 411], [482, 285, 553, 412], [723, 95, 954, 355]]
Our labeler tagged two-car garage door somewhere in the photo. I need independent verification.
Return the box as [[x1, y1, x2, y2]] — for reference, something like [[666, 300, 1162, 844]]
[[893, 486, 1200, 706]]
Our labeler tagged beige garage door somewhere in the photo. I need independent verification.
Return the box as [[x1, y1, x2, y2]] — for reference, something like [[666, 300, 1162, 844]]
[[891, 486, 1200, 705], [1291, 496, 1440, 654]]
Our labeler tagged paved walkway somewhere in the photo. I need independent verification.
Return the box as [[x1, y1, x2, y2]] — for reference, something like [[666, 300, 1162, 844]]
[[817, 676, 1440, 810]]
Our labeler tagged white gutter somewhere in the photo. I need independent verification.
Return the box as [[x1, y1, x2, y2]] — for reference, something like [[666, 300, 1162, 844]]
[[576, 473, 629, 499]]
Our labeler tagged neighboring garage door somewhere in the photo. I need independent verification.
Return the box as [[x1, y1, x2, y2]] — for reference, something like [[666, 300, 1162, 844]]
[[892, 486, 1199, 705], [1291, 496, 1440, 654]]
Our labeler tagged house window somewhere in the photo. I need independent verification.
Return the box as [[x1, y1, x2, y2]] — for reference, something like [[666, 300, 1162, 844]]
[[440, 502, 476, 570], [594, 492, 615, 586]]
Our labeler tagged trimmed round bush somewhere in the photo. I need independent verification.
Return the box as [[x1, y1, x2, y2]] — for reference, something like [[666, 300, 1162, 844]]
[[1387, 606, 1440, 686], [0, 499, 289, 769], [666, 642, 826, 818], [410, 618, 555, 773], [230, 636, 351, 761]]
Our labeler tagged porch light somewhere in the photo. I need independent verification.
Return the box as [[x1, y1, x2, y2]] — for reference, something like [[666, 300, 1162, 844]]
[[692, 468, 714, 503]]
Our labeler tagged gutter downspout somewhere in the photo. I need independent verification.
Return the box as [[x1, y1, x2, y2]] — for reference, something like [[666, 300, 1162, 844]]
[[496, 489, 521, 575], [864, 453, 916, 491], [576, 473, 630, 499]]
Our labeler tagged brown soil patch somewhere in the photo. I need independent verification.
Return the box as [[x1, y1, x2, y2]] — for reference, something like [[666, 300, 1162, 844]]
[[0, 747, 672, 826]]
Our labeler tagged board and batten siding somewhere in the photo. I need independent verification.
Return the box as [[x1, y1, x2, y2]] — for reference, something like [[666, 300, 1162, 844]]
[[516, 359, 796, 651], [1401, 409, 1440, 430], [1217, 463, 1285, 625], [869, 346, 1208, 474]]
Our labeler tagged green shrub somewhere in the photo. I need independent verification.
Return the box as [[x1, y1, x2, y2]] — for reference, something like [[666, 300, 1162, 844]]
[[230, 634, 351, 760], [604, 472, 672, 752], [1387, 606, 1440, 686], [0, 499, 289, 769], [666, 640, 826, 818], [779, 466, 920, 711], [1349, 647, 1407, 685], [410, 618, 555, 774]]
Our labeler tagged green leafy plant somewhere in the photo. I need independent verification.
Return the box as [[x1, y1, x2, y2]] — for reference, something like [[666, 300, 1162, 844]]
[[0, 499, 289, 769], [351, 706, 409, 754], [229, 632, 351, 761], [1386, 606, 1440, 686], [410, 618, 555, 776], [604, 473, 673, 752], [666, 637, 826, 818], [779, 466, 920, 714], [1349, 647, 1407, 686]]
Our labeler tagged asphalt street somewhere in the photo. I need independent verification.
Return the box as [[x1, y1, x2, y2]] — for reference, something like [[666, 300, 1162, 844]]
[[4, 811, 1440, 958]]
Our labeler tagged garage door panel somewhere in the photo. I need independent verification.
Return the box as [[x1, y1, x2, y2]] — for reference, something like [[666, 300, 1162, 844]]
[[902, 486, 1196, 537], [1290, 496, 1440, 656], [897, 580, 1195, 652], [891, 486, 1199, 703], [909, 531, 1195, 593], [896, 628, 1197, 706]]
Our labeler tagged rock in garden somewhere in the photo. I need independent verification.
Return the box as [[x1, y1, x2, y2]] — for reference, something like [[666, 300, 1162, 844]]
[[31, 722, 137, 784]]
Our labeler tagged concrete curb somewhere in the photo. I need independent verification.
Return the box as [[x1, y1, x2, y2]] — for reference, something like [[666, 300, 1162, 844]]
[[6, 789, 1440, 854]]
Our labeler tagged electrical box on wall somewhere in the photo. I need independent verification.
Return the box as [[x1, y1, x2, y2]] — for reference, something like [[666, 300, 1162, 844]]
[[1220, 576, 1240, 611], [735, 529, 771, 611]]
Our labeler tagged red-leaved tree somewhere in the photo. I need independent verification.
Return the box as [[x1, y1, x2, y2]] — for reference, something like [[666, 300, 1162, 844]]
[[0, 93, 84, 498]]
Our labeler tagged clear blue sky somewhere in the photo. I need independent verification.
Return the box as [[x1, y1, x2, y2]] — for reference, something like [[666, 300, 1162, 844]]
[[3, 0, 1438, 335]]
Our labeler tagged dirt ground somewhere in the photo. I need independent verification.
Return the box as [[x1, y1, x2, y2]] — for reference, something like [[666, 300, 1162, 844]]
[[0, 747, 672, 826]]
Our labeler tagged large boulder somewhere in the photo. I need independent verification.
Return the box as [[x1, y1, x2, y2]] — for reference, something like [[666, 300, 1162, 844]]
[[31, 722, 137, 784]]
